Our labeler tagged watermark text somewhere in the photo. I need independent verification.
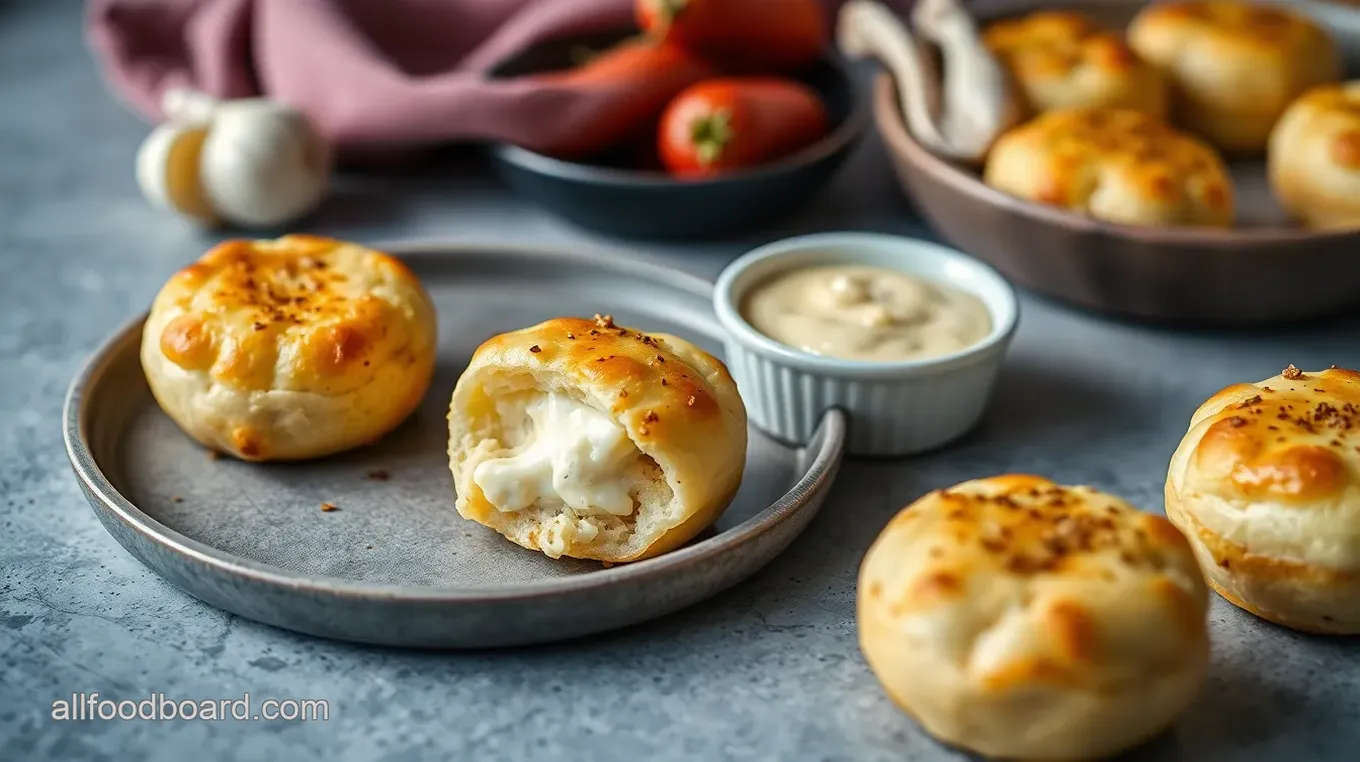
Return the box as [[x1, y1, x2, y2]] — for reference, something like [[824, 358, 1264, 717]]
[[51, 692, 329, 722]]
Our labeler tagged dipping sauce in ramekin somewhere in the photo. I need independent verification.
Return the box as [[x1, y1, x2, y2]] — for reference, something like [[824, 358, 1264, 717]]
[[741, 264, 992, 363], [714, 232, 1019, 456]]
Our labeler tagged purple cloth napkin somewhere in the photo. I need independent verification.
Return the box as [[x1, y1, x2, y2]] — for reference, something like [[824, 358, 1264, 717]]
[[87, 0, 873, 156]]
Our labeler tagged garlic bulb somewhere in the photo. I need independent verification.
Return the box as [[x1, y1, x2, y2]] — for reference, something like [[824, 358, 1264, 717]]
[[136, 88, 332, 228]]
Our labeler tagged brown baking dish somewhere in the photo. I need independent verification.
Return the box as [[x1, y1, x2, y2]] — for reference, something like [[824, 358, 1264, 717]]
[[874, 0, 1360, 325]]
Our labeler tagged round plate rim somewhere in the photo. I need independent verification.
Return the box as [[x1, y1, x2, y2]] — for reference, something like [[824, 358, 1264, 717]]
[[62, 239, 848, 604]]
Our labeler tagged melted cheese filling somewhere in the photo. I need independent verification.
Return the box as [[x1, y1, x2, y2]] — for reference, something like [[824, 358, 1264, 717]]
[[472, 393, 638, 517]]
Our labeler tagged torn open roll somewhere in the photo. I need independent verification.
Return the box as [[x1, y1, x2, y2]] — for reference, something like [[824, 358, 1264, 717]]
[[447, 314, 748, 563]]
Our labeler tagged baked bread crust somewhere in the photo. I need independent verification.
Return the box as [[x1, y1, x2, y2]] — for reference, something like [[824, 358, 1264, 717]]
[[447, 315, 747, 563], [141, 235, 437, 461], [858, 475, 1209, 761], [1165, 365, 1360, 634], [984, 11, 1168, 118], [984, 107, 1234, 226], [1128, 0, 1341, 152], [1268, 82, 1360, 230]]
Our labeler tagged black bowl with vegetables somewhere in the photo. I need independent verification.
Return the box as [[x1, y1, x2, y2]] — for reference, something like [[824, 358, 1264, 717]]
[[487, 29, 868, 241]]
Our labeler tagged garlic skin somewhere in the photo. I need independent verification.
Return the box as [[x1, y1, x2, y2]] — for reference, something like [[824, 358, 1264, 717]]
[[135, 89, 332, 228]]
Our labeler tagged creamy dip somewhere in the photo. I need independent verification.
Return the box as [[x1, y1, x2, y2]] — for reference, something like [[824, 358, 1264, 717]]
[[741, 265, 992, 362]]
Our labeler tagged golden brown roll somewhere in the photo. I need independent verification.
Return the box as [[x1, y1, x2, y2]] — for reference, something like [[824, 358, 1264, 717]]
[[858, 475, 1210, 761], [1268, 82, 1360, 229], [984, 107, 1235, 226], [447, 314, 747, 563], [1166, 365, 1360, 634], [983, 11, 1168, 118], [1128, 0, 1341, 153], [141, 235, 437, 461]]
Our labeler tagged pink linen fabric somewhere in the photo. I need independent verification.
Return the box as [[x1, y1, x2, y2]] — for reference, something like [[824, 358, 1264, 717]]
[[87, 0, 882, 155]]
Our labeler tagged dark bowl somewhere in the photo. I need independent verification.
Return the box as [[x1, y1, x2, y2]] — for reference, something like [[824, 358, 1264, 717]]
[[488, 32, 868, 241], [875, 0, 1360, 326]]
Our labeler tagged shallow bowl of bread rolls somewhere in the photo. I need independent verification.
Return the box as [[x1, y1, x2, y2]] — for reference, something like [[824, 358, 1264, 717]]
[[870, 0, 1360, 325]]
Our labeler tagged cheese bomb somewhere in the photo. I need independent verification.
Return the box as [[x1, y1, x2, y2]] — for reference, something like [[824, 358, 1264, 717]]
[[859, 475, 1210, 760], [1269, 82, 1360, 229], [984, 107, 1234, 226], [984, 11, 1168, 118], [1129, 0, 1341, 152], [447, 314, 747, 563], [1166, 365, 1360, 634], [141, 235, 437, 461]]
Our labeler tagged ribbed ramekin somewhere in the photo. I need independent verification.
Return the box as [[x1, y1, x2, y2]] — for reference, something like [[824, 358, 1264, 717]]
[[714, 232, 1019, 457]]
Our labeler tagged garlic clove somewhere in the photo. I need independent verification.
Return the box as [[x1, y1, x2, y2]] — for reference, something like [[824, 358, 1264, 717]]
[[135, 121, 220, 225], [161, 87, 221, 125], [197, 100, 332, 228]]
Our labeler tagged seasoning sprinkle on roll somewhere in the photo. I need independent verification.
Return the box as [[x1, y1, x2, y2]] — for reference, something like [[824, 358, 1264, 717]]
[[858, 475, 1210, 761], [447, 314, 747, 563]]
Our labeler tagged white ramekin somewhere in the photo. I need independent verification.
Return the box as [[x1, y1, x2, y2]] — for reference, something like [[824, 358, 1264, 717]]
[[714, 232, 1019, 457]]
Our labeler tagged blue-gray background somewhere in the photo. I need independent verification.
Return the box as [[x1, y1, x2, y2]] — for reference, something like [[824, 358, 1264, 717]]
[[1, 1, 1355, 760]]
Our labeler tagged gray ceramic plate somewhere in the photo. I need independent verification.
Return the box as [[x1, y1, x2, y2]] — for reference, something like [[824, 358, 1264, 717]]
[[62, 242, 847, 648]]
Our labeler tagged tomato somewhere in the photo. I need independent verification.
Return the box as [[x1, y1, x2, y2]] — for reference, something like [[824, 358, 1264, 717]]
[[540, 39, 706, 85], [635, 0, 827, 71], [529, 40, 716, 157], [658, 78, 828, 176]]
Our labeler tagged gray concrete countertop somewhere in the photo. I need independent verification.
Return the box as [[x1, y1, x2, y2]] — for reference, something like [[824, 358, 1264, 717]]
[[2, 2, 1356, 760]]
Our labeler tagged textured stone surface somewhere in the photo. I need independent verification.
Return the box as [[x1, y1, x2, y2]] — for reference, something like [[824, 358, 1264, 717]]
[[1, 2, 1357, 760]]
